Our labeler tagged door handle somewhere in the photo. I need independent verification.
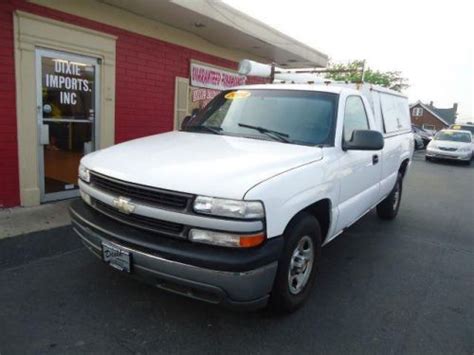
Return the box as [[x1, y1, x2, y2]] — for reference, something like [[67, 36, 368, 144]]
[[372, 154, 379, 165]]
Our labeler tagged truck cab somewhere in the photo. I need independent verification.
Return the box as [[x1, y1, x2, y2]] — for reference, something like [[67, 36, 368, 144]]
[[70, 80, 413, 312]]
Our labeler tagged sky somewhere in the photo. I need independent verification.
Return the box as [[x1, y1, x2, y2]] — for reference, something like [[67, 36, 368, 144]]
[[224, 0, 473, 122]]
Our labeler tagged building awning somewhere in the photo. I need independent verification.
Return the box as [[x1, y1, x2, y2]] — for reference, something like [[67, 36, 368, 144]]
[[100, 0, 328, 68]]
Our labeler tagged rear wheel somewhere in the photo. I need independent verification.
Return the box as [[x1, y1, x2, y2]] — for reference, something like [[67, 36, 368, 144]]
[[269, 213, 321, 313], [377, 173, 402, 220]]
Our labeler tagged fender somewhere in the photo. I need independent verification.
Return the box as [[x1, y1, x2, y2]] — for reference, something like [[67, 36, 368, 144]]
[[244, 156, 340, 240]]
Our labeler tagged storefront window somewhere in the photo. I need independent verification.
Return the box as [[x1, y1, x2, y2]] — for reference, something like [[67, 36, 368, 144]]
[[189, 61, 246, 114], [190, 88, 221, 114]]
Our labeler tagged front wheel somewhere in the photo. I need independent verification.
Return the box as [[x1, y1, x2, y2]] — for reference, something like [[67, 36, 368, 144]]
[[269, 213, 322, 313], [376, 173, 402, 220]]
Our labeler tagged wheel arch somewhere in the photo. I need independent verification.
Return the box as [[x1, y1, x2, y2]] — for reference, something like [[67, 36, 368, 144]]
[[284, 198, 332, 244], [399, 158, 410, 178]]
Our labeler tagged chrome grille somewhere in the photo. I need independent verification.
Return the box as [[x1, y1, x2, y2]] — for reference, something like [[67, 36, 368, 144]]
[[91, 198, 186, 238], [89, 172, 192, 210]]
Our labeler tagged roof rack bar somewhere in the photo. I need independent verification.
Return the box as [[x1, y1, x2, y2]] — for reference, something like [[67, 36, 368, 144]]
[[238, 59, 365, 84], [275, 68, 359, 74]]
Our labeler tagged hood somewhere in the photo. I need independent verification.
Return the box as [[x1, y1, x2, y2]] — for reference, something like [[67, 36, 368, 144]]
[[82, 131, 323, 199]]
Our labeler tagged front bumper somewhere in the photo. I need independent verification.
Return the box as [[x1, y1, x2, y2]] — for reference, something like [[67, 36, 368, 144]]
[[426, 149, 472, 161], [69, 200, 282, 309]]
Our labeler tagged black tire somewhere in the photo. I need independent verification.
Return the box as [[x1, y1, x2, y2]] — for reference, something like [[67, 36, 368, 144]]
[[376, 173, 402, 220], [269, 212, 322, 313], [425, 156, 431, 161]]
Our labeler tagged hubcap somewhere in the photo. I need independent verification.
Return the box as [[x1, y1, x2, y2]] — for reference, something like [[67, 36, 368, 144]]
[[288, 235, 314, 295]]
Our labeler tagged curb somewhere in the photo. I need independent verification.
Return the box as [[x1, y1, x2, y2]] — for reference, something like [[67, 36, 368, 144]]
[[0, 200, 73, 240]]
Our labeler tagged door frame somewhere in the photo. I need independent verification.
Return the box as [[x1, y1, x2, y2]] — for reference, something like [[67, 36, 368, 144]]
[[35, 48, 101, 202], [174, 76, 190, 130], [14, 11, 116, 206]]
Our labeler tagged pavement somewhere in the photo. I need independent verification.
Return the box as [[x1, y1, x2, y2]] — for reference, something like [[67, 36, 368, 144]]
[[0, 200, 71, 240], [0, 151, 473, 355]]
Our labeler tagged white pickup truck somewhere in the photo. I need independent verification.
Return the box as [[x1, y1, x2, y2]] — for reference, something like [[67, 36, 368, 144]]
[[70, 77, 413, 312]]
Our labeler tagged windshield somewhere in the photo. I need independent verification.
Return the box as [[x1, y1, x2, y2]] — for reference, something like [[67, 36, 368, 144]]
[[449, 124, 474, 135], [184, 89, 338, 146], [434, 131, 471, 143]]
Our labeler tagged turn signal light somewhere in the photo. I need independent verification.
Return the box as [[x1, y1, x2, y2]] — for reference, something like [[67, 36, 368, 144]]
[[189, 229, 266, 248], [239, 233, 266, 248]]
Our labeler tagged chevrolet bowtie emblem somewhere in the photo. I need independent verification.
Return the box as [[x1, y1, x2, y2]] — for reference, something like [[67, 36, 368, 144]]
[[113, 196, 136, 214]]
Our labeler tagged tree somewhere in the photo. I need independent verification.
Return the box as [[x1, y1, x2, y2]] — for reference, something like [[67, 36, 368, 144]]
[[325, 60, 409, 92]]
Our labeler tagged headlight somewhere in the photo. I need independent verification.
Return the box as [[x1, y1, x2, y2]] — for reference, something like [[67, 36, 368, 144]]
[[427, 143, 437, 150], [78, 164, 90, 183], [459, 146, 471, 152], [193, 196, 264, 219], [189, 229, 265, 248]]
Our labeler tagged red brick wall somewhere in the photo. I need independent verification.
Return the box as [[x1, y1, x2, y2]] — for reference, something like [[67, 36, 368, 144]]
[[410, 104, 447, 131], [0, 1, 19, 207], [0, 0, 263, 207]]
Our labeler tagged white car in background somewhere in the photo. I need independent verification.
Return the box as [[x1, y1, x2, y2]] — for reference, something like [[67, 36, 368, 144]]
[[426, 129, 472, 165], [449, 123, 474, 152]]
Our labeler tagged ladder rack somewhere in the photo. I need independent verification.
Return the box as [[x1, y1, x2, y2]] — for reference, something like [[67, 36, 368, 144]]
[[238, 59, 366, 84]]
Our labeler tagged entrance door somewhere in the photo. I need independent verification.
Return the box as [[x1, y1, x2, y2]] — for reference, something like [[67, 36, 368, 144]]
[[36, 49, 100, 202]]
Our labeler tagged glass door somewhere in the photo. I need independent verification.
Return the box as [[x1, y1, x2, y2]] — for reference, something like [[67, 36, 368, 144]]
[[36, 49, 100, 202]]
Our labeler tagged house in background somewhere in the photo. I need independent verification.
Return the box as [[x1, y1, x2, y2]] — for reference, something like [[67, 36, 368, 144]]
[[410, 101, 458, 132]]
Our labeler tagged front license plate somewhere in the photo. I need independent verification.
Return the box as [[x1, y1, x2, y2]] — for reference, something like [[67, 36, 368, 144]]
[[102, 242, 131, 273]]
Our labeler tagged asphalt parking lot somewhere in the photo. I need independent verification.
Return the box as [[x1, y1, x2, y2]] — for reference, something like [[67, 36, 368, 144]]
[[1, 151, 473, 355]]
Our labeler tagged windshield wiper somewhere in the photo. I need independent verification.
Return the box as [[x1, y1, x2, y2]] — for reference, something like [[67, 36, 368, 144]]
[[238, 123, 291, 143], [186, 125, 222, 135]]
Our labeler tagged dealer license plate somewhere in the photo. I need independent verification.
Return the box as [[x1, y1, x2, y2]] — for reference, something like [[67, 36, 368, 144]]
[[102, 242, 131, 273]]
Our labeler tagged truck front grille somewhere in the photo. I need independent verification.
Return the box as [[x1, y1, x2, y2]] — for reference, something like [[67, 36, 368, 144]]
[[89, 172, 192, 210], [91, 198, 186, 238]]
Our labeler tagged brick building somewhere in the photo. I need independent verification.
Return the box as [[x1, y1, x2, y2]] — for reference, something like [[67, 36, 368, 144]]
[[410, 100, 458, 132], [0, 0, 327, 207]]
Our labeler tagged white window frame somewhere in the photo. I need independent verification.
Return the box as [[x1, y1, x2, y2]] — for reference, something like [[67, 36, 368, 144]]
[[412, 107, 423, 117]]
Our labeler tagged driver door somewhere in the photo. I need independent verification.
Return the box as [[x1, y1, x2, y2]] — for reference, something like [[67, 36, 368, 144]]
[[336, 95, 382, 231]]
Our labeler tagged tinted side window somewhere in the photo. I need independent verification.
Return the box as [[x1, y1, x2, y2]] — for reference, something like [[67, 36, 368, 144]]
[[343, 96, 369, 141]]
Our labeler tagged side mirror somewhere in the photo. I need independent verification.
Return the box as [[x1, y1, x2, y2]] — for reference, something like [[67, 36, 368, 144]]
[[181, 115, 192, 130], [343, 130, 384, 151]]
